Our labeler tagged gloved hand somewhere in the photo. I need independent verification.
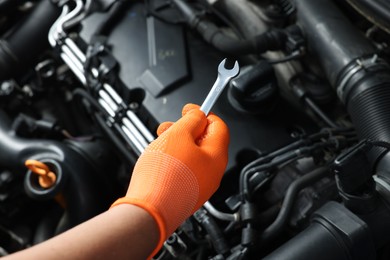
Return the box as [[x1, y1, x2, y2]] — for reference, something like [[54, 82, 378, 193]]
[[111, 103, 229, 255]]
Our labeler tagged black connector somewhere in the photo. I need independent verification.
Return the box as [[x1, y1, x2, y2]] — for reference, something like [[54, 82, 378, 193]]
[[240, 202, 258, 224], [332, 140, 378, 214], [194, 208, 230, 256], [332, 140, 374, 194]]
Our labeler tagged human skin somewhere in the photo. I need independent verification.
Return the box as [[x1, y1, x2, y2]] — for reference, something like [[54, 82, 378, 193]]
[[5, 204, 159, 260]]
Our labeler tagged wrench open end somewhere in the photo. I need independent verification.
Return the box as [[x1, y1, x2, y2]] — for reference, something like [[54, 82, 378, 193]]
[[218, 58, 240, 78], [200, 59, 240, 115]]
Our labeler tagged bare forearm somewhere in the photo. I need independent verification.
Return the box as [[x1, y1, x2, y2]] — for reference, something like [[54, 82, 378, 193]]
[[5, 104, 228, 259], [6, 204, 159, 260]]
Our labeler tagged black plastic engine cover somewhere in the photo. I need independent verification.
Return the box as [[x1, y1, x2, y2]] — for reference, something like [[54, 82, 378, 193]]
[[80, 3, 316, 168]]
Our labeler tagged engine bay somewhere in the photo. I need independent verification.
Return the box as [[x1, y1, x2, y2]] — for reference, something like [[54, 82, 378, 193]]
[[1, 0, 390, 259]]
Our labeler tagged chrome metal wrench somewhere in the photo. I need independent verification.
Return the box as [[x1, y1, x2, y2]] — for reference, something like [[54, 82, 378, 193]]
[[200, 59, 240, 115]]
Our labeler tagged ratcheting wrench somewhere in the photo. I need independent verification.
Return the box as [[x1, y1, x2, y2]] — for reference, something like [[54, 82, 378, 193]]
[[200, 59, 240, 115]]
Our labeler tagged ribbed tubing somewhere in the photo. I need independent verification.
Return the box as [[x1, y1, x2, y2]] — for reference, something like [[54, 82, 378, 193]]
[[348, 83, 390, 143]]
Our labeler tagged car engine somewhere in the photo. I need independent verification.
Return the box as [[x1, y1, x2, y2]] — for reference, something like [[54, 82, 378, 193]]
[[1, 0, 390, 259]]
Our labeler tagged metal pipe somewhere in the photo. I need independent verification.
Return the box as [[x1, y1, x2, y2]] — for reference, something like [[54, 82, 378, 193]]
[[126, 111, 155, 143], [121, 125, 144, 155], [61, 45, 84, 73], [122, 118, 149, 149], [55, 0, 84, 38], [60, 53, 86, 85], [103, 83, 122, 104], [49, 6, 70, 46], [204, 201, 238, 222], [98, 99, 115, 117], [65, 38, 86, 63], [99, 90, 119, 112]]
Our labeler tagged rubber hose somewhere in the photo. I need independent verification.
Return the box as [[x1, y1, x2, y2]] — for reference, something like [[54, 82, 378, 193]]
[[194, 18, 287, 55], [213, 0, 267, 38], [296, 0, 390, 157], [173, 0, 286, 55], [347, 74, 390, 143], [93, 0, 128, 36], [0, 0, 60, 80], [194, 208, 230, 256], [259, 167, 329, 244], [296, 0, 377, 88]]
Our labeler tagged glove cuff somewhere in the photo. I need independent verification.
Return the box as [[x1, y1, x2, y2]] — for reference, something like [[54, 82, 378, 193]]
[[111, 197, 167, 259]]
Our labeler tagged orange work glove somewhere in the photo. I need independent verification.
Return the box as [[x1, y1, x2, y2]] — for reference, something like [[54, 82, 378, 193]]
[[111, 103, 229, 256]]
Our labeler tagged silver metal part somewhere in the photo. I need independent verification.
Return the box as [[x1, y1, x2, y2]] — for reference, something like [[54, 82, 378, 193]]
[[336, 54, 388, 102], [206, 0, 219, 5], [48, 1, 232, 223], [374, 175, 390, 193], [203, 201, 239, 222], [48, 0, 154, 157], [200, 59, 240, 115]]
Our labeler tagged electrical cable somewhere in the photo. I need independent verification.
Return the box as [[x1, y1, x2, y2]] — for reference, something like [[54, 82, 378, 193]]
[[304, 96, 338, 128], [241, 149, 309, 201], [73, 88, 136, 163], [242, 128, 355, 172], [239, 129, 356, 201], [292, 83, 339, 128], [369, 140, 390, 150], [238, 135, 320, 199], [94, 112, 136, 164], [73, 88, 109, 117], [268, 50, 304, 64]]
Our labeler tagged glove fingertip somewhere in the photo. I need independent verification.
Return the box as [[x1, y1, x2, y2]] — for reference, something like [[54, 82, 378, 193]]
[[207, 114, 229, 139], [157, 122, 174, 136], [182, 103, 201, 116], [198, 114, 230, 151]]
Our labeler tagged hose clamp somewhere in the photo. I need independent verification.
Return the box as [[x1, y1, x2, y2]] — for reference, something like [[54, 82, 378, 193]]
[[336, 54, 387, 102]]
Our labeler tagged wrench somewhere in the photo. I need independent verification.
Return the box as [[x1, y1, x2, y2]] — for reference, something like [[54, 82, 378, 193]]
[[200, 58, 240, 115]]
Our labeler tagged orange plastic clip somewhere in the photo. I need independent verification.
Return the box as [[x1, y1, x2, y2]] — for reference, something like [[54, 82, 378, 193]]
[[25, 160, 57, 189]]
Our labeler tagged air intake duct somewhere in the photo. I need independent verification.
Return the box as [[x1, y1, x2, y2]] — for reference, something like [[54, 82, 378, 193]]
[[0, 0, 60, 80], [296, 0, 390, 158]]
